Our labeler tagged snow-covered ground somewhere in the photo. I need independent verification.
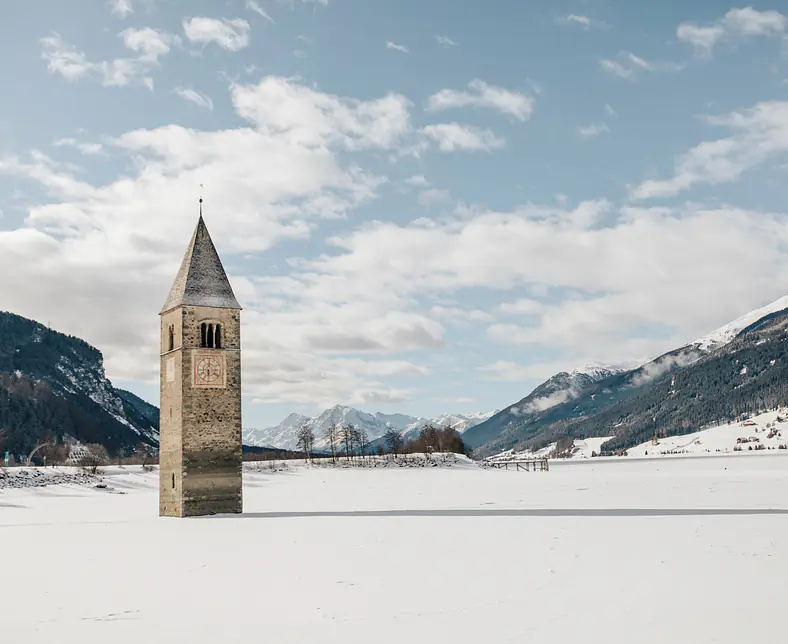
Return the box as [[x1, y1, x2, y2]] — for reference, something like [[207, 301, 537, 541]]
[[3, 455, 788, 643], [490, 436, 613, 461], [491, 409, 788, 462], [627, 409, 788, 457]]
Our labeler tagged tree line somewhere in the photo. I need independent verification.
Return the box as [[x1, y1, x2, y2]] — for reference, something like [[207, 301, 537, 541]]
[[295, 422, 470, 462]]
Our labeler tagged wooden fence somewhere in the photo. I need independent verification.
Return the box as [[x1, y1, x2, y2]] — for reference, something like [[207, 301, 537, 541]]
[[485, 458, 549, 472]]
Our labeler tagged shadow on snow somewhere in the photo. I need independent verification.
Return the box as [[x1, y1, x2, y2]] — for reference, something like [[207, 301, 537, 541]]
[[201, 508, 788, 519]]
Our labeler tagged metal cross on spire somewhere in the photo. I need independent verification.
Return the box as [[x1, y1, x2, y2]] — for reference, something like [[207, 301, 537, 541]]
[[199, 183, 204, 216]]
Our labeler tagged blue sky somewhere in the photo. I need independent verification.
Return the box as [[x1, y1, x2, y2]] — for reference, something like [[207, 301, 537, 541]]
[[2, 0, 788, 429]]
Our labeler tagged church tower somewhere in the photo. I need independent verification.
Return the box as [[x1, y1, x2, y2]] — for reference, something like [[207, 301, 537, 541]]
[[159, 207, 243, 517]]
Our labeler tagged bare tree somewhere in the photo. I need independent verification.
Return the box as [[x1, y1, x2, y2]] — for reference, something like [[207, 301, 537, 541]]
[[357, 428, 370, 462], [41, 442, 71, 467], [323, 423, 340, 463], [383, 429, 403, 455], [341, 424, 356, 462], [79, 444, 109, 475], [419, 425, 439, 455], [296, 423, 315, 462]]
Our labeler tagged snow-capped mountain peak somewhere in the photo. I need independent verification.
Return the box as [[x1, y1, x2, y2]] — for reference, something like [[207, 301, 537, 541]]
[[242, 412, 310, 449], [693, 294, 788, 352], [569, 363, 634, 380]]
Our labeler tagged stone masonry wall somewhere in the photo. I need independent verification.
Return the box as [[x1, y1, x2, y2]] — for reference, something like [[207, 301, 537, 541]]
[[159, 307, 185, 517], [159, 305, 242, 517]]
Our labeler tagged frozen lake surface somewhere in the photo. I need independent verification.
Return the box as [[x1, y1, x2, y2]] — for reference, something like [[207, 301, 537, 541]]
[[2, 454, 787, 643]]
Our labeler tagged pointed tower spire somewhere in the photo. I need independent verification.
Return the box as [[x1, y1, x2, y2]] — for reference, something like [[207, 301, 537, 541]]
[[160, 206, 241, 314]]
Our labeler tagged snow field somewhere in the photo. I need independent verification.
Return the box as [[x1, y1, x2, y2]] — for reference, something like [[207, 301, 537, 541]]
[[2, 455, 788, 643], [493, 408, 788, 462], [626, 409, 788, 457]]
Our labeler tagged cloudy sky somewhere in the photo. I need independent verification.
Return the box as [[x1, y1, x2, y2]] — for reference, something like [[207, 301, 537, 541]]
[[2, 0, 788, 428]]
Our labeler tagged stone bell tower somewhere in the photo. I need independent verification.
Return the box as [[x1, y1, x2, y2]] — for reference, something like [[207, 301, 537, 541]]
[[159, 204, 243, 517]]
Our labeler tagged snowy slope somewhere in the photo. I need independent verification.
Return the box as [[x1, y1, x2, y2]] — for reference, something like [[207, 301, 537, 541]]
[[243, 413, 310, 449], [625, 409, 788, 458], [406, 411, 497, 434], [509, 363, 632, 416], [489, 409, 788, 461], [692, 294, 788, 352], [463, 363, 631, 451]]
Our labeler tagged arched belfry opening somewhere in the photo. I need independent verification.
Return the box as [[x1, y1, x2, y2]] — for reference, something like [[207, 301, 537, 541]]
[[200, 322, 222, 349]]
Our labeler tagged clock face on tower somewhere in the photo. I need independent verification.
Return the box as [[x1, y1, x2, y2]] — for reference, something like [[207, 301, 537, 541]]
[[192, 352, 226, 388]]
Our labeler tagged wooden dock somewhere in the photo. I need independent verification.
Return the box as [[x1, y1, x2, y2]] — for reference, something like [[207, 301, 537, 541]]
[[485, 458, 549, 472]]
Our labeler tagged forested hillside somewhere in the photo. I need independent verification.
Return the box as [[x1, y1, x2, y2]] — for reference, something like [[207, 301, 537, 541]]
[[472, 307, 788, 457], [0, 312, 158, 459]]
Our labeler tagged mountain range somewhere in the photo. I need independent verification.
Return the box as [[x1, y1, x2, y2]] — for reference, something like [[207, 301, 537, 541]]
[[6, 291, 788, 461], [243, 407, 496, 451], [464, 293, 788, 457]]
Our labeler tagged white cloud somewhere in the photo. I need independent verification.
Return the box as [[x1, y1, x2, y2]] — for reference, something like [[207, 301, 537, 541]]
[[232, 76, 412, 150], [121, 27, 173, 63], [386, 41, 408, 54], [600, 51, 684, 80], [604, 104, 618, 117], [183, 17, 251, 52], [40, 34, 95, 82], [40, 29, 173, 88], [433, 397, 475, 404], [498, 298, 545, 315], [556, 14, 607, 29], [174, 87, 214, 110], [7, 100, 788, 407], [600, 58, 633, 79], [435, 35, 458, 47], [405, 175, 429, 187], [559, 14, 590, 28], [246, 0, 275, 22], [276, 199, 788, 373], [676, 24, 725, 55], [521, 389, 576, 413], [53, 138, 105, 155], [418, 188, 450, 206], [577, 123, 611, 138], [630, 351, 701, 387], [429, 306, 493, 324], [421, 123, 505, 152], [426, 79, 535, 121], [109, 0, 133, 18], [350, 389, 413, 406], [0, 77, 432, 407], [479, 360, 574, 383], [678, 7, 787, 56], [631, 101, 788, 200], [724, 6, 786, 35]]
